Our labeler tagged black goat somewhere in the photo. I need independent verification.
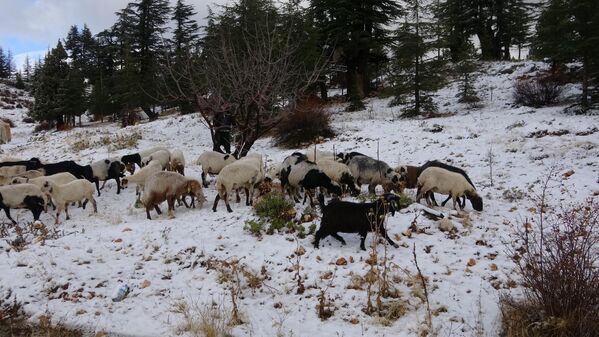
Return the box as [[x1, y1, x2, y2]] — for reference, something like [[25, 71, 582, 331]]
[[417, 160, 475, 208], [42, 161, 95, 183], [0, 157, 42, 171], [121, 153, 142, 174], [314, 193, 401, 251]]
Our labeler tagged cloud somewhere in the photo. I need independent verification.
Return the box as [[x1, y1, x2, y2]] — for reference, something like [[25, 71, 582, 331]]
[[0, 0, 228, 54], [13, 50, 48, 71]]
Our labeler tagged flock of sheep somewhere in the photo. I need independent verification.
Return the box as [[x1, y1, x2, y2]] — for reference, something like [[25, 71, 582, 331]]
[[0, 145, 482, 250]]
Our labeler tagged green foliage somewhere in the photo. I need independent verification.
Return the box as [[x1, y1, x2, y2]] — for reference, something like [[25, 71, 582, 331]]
[[246, 192, 297, 236], [389, 0, 446, 117], [244, 219, 265, 236]]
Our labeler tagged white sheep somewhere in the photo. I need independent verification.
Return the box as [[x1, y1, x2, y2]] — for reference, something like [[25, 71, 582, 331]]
[[169, 148, 186, 175], [142, 171, 206, 219], [121, 160, 162, 201], [0, 184, 47, 223], [195, 151, 237, 187], [11, 172, 78, 210], [141, 150, 171, 170], [416, 167, 483, 211], [212, 161, 262, 212], [0, 165, 26, 177], [121, 146, 170, 174], [40, 179, 97, 224], [317, 159, 360, 195]]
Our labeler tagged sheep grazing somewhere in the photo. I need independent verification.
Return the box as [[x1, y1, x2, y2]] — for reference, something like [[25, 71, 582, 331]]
[[213, 161, 262, 212], [395, 165, 420, 189], [121, 146, 170, 174], [281, 160, 342, 206], [141, 150, 171, 170], [121, 160, 162, 202], [313, 193, 401, 251], [90, 159, 126, 196], [417, 160, 476, 207], [142, 171, 206, 219], [169, 149, 186, 175], [317, 159, 360, 196], [347, 155, 400, 194], [305, 148, 336, 163], [41, 161, 95, 183], [40, 179, 97, 224], [195, 151, 237, 188], [337, 151, 366, 164], [416, 166, 483, 211], [0, 184, 46, 224]]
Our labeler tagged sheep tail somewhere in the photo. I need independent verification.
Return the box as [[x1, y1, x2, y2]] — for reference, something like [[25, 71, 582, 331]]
[[317, 193, 325, 209]]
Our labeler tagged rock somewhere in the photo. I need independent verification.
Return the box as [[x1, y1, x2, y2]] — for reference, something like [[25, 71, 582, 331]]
[[490, 263, 498, 271], [140, 280, 151, 289], [467, 258, 476, 267], [295, 246, 306, 256], [350, 318, 360, 324], [335, 257, 348, 266], [438, 218, 456, 232]]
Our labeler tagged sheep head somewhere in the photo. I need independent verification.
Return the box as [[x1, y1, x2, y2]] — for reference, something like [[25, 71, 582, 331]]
[[466, 191, 483, 211]]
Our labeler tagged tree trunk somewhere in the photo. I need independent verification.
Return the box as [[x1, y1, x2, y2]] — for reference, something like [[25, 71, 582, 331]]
[[318, 81, 328, 100], [582, 56, 589, 108]]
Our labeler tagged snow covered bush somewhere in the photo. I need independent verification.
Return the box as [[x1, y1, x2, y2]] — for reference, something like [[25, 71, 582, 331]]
[[513, 73, 563, 108], [501, 197, 599, 337]]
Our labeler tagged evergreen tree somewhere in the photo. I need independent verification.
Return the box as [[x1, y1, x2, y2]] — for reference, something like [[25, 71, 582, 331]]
[[23, 55, 32, 82], [533, 0, 599, 111], [389, 0, 446, 117], [310, 0, 402, 110], [454, 43, 480, 104], [31, 41, 69, 127], [15, 72, 26, 89], [89, 29, 120, 122], [0, 46, 6, 78]]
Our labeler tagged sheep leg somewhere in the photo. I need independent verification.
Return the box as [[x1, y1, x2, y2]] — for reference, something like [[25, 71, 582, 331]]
[[380, 227, 399, 248], [441, 195, 452, 207], [212, 194, 221, 212], [115, 177, 121, 194], [244, 187, 250, 206], [313, 229, 328, 249], [82, 199, 88, 209], [368, 184, 376, 194], [359, 231, 368, 251], [145, 207, 152, 220], [64, 203, 71, 220], [330, 233, 346, 245], [2, 207, 17, 225], [100, 180, 107, 190], [224, 192, 233, 213], [201, 171, 208, 188], [94, 178, 101, 196], [460, 195, 466, 209], [167, 197, 176, 219], [90, 197, 97, 213], [154, 205, 162, 214], [429, 192, 438, 206], [236, 189, 241, 203]]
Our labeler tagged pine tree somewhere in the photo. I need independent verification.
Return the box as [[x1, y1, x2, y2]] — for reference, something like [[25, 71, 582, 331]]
[[15, 72, 25, 89], [454, 43, 480, 104], [533, 0, 599, 111], [389, 0, 446, 117], [23, 55, 32, 82], [0, 46, 6, 78], [310, 0, 402, 110]]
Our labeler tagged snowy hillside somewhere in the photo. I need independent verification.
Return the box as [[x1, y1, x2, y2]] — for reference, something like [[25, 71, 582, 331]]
[[0, 62, 598, 337]]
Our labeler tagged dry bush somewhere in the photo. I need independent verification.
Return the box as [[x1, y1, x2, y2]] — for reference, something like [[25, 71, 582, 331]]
[[501, 197, 599, 337], [1, 292, 82, 337], [33, 121, 53, 133], [273, 97, 335, 148], [172, 299, 233, 337], [513, 72, 564, 108]]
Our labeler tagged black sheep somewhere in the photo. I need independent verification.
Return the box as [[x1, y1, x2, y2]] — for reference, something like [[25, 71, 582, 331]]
[[42, 161, 95, 183], [0, 157, 42, 171], [314, 193, 401, 251]]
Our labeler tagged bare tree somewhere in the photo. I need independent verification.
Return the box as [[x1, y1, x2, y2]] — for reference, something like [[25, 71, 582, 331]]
[[161, 3, 329, 157]]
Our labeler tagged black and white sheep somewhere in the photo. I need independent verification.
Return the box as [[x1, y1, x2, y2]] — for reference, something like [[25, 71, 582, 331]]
[[347, 155, 400, 194], [0, 184, 47, 224], [280, 160, 342, 206], [212, 161, 263, 212], [142, 171, 206, 219], [336, 151, 366, 164], [313, 193, 401, 251], [317, 159, 360, 196], [416, 166, 483, 211], [40, 179, 97, 224], [195, 151, 237, 187], [121, 146, 169, 174], [90, 159, 126, 196]]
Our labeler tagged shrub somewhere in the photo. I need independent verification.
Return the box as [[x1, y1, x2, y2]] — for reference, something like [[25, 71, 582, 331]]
[[501, 197, 599, 337], [513, 73, 563, 108], [248, 192, 296, 235], [273, 97, 335, 148]]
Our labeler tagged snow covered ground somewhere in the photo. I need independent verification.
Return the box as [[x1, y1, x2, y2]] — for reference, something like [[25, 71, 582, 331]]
[[0, 61, 597, 337]]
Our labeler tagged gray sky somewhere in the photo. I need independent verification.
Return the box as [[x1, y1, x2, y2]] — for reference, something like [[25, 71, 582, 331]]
[[0, 0, 227, 69]]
